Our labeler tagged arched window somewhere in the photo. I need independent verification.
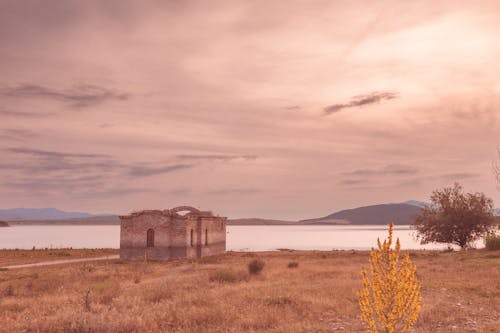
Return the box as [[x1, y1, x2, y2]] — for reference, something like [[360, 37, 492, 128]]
[[190, 229, 194, 247], [147, 229, 154, 247], [205, 228, 208, 245]]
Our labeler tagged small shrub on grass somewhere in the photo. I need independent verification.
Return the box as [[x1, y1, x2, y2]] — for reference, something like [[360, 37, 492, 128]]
[[287, 261, 299, 268], [359, 223, 421, 333], [133, 276, 141, 284], [485, 233, 500, 250], [81, 264, 95, 273], [264, 295, 295, 306], [196, 256, 220, 264], [83, 289, 91, 311], [248, 259, 265, 275], [48, 251, 71, 257], [209, 270, 243, 283], [4, 284, 14, 296], [91, 280, 120, 305], [142, 285, 173, 303]]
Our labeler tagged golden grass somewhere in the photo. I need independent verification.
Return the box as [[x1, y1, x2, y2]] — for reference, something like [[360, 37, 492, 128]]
[[0, 250, 499, 332], [0, 248, 118, 266]]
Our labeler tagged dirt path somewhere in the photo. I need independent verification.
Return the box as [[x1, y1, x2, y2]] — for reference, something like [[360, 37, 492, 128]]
[[1, 255, 119, 269]]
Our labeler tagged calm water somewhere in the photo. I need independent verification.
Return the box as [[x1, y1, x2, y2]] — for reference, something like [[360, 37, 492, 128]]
[[0, 225, 471, 250]]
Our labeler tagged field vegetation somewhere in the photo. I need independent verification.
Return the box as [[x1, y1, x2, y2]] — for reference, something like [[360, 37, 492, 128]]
[[0, 248, 118, 267], [0, 249, 499, 332]]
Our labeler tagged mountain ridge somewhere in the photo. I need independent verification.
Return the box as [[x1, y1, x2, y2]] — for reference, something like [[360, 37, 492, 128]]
[[2, 203, 499, 225], [301, 203, 423, 225], [0, 208, 110, 220]]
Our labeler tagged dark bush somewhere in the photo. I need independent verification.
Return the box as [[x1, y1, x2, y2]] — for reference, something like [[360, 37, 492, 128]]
[[248, 259, 265, 275], [287, 261, 299, 268]]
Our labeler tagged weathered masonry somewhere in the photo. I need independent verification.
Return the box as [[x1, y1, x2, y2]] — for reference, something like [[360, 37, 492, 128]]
[[119, 206, 226, 260]]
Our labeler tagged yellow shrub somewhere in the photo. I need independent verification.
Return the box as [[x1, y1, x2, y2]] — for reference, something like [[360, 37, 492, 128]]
[[358, 223, 422, 333]]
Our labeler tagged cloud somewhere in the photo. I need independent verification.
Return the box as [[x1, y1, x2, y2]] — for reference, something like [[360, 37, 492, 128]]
[[337, 179, 366, 185], [0, 84, 130, 107], [324, 91, 398, 115], [338, 164, 418, 187], [7, 147, 110, 159], [0, 108, 43, 118], [4, 147, 196, 178], [0, 129, 38, 142], [2, 147, 122, 177], [206, 188, 262, 195], [2, 176, 153, 198], [439, 172, 480, 181], [128, 163, 194, 177], [341, 164, 418, 177], [176, 154, 258, 161], [74, 187, 156, 199], [168, 188, 192, 196]]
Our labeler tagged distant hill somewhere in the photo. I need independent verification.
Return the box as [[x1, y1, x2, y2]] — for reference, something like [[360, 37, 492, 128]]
[[4, 202, 496, 226], [403, 200, 429, 208], [227, 218, 348, 225], [0, 208, 108, 220], [228, 218, 296, 225], [301, 203, 422, 225], [7, 215, 120, 225]]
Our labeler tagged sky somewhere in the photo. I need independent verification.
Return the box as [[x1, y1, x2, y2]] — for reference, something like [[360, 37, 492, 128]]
[[1, 0, 500, 220]]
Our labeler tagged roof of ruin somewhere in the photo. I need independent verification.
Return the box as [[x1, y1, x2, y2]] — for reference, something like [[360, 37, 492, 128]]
[[119, 206, 221, 219]]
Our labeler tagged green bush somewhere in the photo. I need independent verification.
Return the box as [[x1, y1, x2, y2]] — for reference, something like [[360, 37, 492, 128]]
[[485, 233, 500, 250], [248, 259, 265, 275]]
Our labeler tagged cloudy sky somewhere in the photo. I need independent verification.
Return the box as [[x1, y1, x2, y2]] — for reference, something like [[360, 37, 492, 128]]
[[1, 0, 500, 219]]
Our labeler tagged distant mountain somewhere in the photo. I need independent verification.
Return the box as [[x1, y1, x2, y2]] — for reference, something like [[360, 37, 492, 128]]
[[404, 201, 500, 216], [403, 200, 430, 208], [227, 218, 348, 225], [302, 203, 422, 225], [0, 208, 107, 220], [228, 218, 297, 225], [7, 215, 120, 225]]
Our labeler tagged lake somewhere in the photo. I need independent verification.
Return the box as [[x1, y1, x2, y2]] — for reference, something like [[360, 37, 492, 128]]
[[0, 225, 474, 251]]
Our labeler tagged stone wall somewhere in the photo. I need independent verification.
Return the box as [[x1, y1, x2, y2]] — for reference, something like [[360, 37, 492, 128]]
[[120, 207, 226, 260]]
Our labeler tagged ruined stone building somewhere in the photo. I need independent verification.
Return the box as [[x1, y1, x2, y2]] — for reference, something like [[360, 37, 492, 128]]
[[119, 206, 226, 260]]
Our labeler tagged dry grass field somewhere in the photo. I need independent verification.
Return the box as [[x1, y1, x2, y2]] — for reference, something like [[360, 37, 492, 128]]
[[0, 249, 499, 333], [0, 248, 118, 266]]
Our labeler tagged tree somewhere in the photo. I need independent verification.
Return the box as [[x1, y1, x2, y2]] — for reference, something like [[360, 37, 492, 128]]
[[358, 223, 421, 333], [412, 183, 495, 249]]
